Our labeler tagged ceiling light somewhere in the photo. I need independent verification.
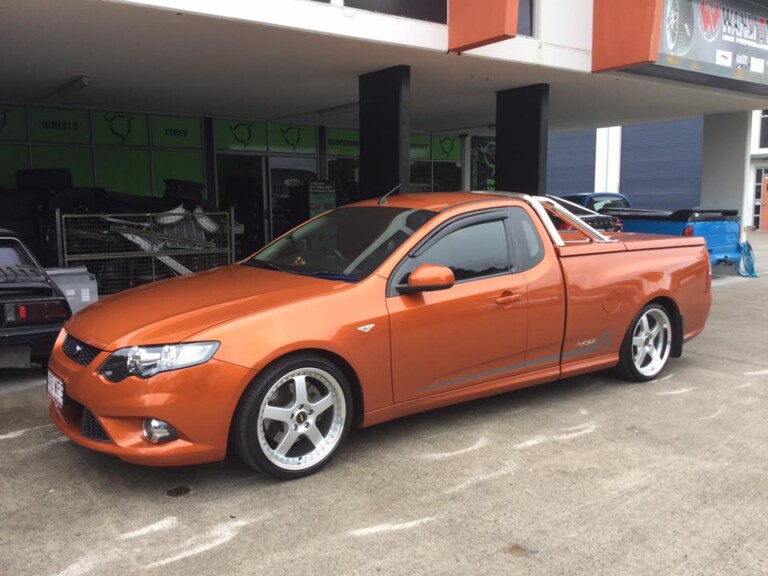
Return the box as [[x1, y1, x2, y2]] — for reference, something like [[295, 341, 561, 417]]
[[56, 75, 90, 99]]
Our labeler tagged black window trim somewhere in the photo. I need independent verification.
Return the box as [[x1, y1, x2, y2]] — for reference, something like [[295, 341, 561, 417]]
[[386, 209, 514, 297]]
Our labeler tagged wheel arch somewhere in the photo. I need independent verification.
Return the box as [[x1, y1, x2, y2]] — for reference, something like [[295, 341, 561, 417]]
[[228, 347, 366, 449], [299, 348, 365, 427], [645, 296, 683, 358]]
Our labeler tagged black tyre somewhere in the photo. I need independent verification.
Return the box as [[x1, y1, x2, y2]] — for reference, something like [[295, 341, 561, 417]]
[[615, 303, 673, 382], [233, 353, 352, 480], [665, 0, 695, 56]]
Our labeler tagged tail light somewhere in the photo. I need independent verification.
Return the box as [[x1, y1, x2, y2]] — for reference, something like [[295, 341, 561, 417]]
[[705, 259, 711, 293], [4, 301, 69, 323], [615, 218, 623, 232], [683, 225, 694, 236]]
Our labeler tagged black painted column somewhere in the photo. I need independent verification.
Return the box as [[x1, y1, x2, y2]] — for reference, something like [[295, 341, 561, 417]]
[[495, 84, 549, 195], [358, 65, 411, 201]]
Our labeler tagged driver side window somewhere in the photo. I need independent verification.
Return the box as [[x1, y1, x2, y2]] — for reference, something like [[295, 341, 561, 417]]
[[410, 219, 509, 282]]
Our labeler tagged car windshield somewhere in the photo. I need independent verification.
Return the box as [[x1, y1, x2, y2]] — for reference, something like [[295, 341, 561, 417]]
[[0, 239, 33, 267], [592, 196, 630, 210], [547, 196, 596, 217], [245, 206, 436, 282]]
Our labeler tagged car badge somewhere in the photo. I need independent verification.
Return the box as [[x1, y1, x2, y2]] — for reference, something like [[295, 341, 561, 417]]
[[357, 324, 375, 333]]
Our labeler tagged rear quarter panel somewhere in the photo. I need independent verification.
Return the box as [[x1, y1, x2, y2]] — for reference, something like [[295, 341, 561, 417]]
[[557, 241, 711, 377]]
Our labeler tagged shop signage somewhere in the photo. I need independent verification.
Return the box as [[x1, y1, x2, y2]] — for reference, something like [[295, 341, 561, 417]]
[[410, 134, 432, 160], [658, 0, 768, 87], [309, 180, 336, 217], [432, 135, 462, 161], [270, 124, 317, 155], [30, 107, 91, 144], [151, 116, 202, 149], [94, 111, 149, 146], [327, 128, 360, 157], [215, 119, 267, 152], [0, 105, 27, 142]]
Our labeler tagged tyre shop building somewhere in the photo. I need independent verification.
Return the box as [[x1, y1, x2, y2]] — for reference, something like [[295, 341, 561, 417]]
[[1, 0, 767, 292]]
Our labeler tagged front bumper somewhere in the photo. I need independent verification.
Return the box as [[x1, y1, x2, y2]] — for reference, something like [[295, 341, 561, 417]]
[[48, 334, 256, 467]]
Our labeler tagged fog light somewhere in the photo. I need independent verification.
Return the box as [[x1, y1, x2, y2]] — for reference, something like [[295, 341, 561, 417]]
[[142, 418, 179, 444]]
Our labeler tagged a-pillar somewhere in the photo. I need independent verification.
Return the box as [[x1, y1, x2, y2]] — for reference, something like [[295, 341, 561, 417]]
[[358, 65, 411, 201], [495, 84, 549, 195], [701, 112, 752, 239]]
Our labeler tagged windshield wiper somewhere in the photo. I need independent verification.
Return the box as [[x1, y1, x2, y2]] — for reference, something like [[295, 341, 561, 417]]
[[306, 271, 360, 283], [244, 260, 283, 272]]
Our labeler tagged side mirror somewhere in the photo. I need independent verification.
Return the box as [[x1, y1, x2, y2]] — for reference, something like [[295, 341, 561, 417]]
[[396, 264, 455, 295]]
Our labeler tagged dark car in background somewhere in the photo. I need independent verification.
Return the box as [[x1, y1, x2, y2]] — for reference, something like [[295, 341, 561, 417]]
[[0, 228, 71, 368], [560, 192, 632, 212], [546, 195, 622, 232]]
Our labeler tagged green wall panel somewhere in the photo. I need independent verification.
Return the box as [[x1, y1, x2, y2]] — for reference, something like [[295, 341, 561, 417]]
[[152, 150, 204, 197], [94, 112, 149, 146], [215, 119, 267, 152], [94, 148, 152, 196], [410, 134, 431, 160], [269, 124, 317, 154], [151, 116, 202, 149], [0, 144, 30, 188], [0, 106, 28, 142], [31, 146, 94, 187], [327, 128, 360, 157], [432, 135, 462, 161], [30, 108, 91, 144]]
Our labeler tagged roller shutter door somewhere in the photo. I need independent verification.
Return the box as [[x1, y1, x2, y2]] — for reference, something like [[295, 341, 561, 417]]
[[620, 118, 703, 210], [547, 130, 596, 196]]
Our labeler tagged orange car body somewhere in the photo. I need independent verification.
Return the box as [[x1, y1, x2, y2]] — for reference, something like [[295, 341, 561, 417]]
[[48, 193, 711, 466]]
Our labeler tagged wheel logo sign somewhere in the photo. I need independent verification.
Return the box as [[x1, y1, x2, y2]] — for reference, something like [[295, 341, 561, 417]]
[[105, 115, 134, 144], [699, 0, 722, 42], [438, 138, 455, 158], [281, 126, 304, 151], [230, 123, 254, 147]]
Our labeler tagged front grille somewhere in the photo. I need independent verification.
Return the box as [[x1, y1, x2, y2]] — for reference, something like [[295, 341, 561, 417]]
[[63, 334, 101, 366], [80, 408, 110, 442]]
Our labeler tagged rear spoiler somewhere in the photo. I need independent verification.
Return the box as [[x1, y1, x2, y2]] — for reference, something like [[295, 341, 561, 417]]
[[604, 208, 739, 222]]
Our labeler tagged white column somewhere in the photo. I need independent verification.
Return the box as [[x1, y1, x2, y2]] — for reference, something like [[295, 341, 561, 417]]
[[701, 112, 752, 240], [595, 126, 622, 193]]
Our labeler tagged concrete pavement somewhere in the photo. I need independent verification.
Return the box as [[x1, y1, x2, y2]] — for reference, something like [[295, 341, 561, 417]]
[[1, 234, 766, 576]]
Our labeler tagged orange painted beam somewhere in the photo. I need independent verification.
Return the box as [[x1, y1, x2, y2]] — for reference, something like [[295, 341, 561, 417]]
[[592, 0, 664, 72], [449, 0, 519, 53]]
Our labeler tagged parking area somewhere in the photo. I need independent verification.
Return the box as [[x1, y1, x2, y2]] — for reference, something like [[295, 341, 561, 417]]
[[1, 233, 767, 576]]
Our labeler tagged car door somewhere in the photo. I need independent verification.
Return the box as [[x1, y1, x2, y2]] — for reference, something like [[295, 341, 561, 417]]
[[386, 210, 529, 403]]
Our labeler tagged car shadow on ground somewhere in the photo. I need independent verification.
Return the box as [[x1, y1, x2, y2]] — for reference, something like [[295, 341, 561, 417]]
[[3, 364, 658, 494]]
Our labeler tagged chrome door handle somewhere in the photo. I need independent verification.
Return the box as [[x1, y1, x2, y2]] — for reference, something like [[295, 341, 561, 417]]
[[496, 292, 523, 305]]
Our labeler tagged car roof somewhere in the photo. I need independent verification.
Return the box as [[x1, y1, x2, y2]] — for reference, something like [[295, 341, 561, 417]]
[[351, 191, 525, 212]]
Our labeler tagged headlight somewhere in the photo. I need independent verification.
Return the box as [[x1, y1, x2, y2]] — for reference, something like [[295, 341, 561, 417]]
[[98, 342, 220, 382]]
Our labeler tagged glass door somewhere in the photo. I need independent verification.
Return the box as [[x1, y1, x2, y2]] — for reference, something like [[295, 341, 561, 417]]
[[269, 156, 318, 240], [216, 153, 268, 259]]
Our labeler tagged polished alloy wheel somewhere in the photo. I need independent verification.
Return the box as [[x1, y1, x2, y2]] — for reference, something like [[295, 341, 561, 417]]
[[631, 307, 672, 378], [257, 367, 346, 471], [665, 0, 680, 51]]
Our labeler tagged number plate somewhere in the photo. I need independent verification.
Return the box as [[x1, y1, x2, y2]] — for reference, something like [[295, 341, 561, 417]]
[[47, 370, 65, 410]]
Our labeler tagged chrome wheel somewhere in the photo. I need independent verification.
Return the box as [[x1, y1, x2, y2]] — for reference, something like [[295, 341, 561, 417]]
[[665, 0, 680, 51], [631, 307, 672, 378], [664, 0, 694, 56], [257, 367, 347, 472]]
